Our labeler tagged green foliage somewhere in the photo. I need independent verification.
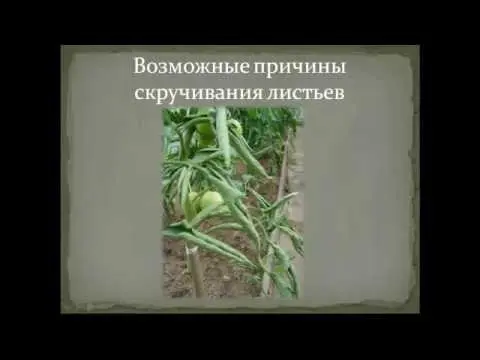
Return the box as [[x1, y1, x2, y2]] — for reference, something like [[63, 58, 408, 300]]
[[162, 106, 304, 299], [227, 107, 303, 175]]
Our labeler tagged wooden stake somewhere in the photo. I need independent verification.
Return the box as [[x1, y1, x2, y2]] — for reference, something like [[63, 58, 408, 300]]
[[261, 131, 290, 297], [186, 245, 206, 298]]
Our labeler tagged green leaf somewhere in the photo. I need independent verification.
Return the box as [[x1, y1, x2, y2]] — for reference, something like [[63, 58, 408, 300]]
[[215, 107, 231, 169]]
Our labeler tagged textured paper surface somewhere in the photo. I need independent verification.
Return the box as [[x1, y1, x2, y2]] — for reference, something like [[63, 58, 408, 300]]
[[303, 56, 414, 306], [66, 54, 164, 305], [63, 48, 417, 311]]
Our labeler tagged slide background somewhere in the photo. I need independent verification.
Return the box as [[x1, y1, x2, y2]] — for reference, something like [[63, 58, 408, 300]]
[[61, 45, 419, 313]]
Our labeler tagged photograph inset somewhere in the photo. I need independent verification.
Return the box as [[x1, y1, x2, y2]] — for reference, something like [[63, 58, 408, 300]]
[[162, 107, 304, 299]]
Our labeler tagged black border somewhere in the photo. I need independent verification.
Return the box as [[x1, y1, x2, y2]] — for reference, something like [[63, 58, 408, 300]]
[[46, 43, 432, 326]]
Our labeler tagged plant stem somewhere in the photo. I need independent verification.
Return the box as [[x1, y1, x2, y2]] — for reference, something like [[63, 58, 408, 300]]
[[185, 204, 206, 298], [261, 131, 291, 297]]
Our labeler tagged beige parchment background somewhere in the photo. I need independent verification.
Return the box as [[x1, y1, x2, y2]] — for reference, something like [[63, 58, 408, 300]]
[[61, 45, 419, 313]]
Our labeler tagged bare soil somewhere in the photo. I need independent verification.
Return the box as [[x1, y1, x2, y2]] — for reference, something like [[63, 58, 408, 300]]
[[163, 160, 283, 299]]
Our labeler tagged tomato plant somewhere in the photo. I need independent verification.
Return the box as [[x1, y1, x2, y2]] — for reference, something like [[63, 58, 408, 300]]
[[162, 106, 304, 298]]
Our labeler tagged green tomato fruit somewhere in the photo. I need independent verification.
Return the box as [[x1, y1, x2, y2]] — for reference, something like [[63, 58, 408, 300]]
[[195, 121, 215, 138], [188, 191, 202, 213], [198, 136, 215, 149], [200, 191, 224, 210]]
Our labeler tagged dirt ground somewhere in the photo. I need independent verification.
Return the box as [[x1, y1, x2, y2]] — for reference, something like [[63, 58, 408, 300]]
[[163, 160, 288, 299]]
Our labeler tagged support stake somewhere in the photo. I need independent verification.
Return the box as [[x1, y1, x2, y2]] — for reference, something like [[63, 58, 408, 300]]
[[186, 245, 206, 298], [261, 131, 291, 297]]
